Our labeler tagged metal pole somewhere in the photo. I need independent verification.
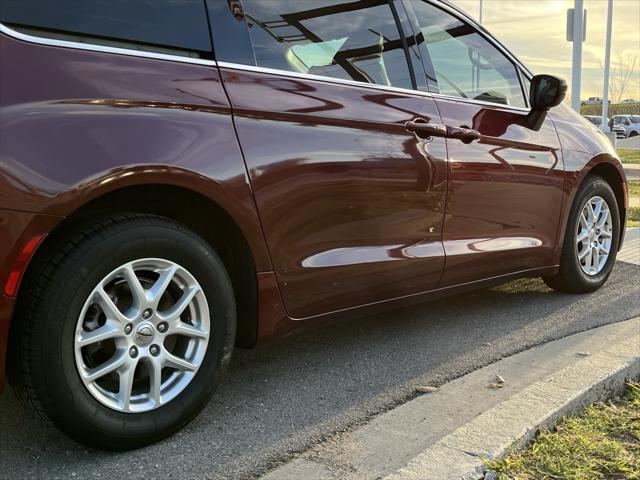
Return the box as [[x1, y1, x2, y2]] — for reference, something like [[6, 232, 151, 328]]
[[571, 0, 584, 112], [601, 0, 613, 131], [479, 0, 483, 24]]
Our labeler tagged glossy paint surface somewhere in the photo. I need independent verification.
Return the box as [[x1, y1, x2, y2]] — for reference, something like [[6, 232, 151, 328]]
[[221, 67, 448, 318], [0, 32, 271, 271], [435, 99, 564, 285]]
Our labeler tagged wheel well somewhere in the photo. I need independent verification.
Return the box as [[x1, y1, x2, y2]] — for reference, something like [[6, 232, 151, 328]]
[[587, 162, 627, 241], [27, 185, 258, 347]]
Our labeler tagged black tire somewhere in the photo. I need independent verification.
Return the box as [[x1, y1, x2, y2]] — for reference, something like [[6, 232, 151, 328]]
[[9, 214, 236, 450], [543, 175, 620, 293], [630, 131, 638, 137]]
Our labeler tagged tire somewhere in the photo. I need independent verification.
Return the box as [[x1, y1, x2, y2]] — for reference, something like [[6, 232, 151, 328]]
[[544, 175, 620, 293], [630, 131, 638, 137], [9, 214, 236, 450]]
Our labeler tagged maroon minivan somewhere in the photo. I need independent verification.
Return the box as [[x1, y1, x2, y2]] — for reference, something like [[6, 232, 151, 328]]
[[0, 0, 627, 449]]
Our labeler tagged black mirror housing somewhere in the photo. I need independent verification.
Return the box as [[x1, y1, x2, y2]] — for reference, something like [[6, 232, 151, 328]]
[[526, 74, 567, 130]]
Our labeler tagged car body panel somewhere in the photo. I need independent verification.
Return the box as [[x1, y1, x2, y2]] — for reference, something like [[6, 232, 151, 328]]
[[0, 32, 272, 272], [434, 99, 564, 285], [220, 66, 448, 319]]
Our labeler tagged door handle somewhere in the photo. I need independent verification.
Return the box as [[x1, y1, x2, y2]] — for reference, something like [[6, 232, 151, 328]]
[[405, 119, 447, 138], [406, 119, 481, 144], [446, 125, 482, 144]]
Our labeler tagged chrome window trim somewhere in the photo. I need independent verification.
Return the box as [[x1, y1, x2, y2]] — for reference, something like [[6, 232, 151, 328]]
[[0, 22, 216, 66], [217, 61, 531, 113]]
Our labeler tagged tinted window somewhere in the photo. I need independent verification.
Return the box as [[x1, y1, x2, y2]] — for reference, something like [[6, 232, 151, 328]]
[[240, 0, 413, 89], [0, 0, 211, 54], [407, 0, 525, 107]]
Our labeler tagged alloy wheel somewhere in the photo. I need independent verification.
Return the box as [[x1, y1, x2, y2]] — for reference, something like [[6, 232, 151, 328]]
[[575, 196, 613, 276], [74, 258, 210, 413]]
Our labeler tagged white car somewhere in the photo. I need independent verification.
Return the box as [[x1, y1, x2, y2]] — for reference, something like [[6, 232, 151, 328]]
[[611, 115, 640, 138], [582, 115, 625, 139]]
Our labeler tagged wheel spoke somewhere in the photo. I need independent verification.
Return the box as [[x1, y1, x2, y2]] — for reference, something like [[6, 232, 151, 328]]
[[148, 358, 163, 406], [586, 201, 596, 225], [122, 264, 146, 309], [596, 208, 610, 228], [118, 362, 137, 410], [171, 321, 208, 339], [95, 288, 128, 323], [84, 351, 127, 382], [578, 246, 590, 260], [593, 198, 603, 221], [148, 264, 179, 307], [576, 229, 589, 242], [77, 320, 121, 347], [598, 242, 610, 254], [600, 229, 612, 238], [579, 211, 589, 229], [159, 286, 200, 321], [592, 246, 600, 271], [163, 352, 197, 372]]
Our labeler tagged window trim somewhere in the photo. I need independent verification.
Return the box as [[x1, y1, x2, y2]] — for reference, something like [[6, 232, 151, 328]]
[[402, 0, 532, 108], [0, 22, 216, 66], [217, 59, 531, 113]]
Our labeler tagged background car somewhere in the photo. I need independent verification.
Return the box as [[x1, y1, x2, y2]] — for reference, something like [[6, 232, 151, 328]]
[[611, 114, 640, 138], [583, 115, 626, 139], [0, 0, 627, 450]]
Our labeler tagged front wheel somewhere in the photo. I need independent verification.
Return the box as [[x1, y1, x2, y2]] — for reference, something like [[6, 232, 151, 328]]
[[10, 214, 236, 449], [544, 175, 620, 293]]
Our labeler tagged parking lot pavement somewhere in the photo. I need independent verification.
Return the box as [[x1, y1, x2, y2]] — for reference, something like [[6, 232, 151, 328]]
[[0, 262, 638, 480]]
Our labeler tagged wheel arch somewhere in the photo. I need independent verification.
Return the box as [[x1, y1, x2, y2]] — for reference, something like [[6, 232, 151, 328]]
[[12, 182, 263, 348], [586, 160, 627, 237]]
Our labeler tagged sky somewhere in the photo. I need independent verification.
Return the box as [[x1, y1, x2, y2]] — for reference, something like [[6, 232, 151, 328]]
[[450, 0, 640, 100]]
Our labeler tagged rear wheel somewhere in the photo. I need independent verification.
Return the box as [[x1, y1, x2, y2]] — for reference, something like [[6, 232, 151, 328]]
[[544, 175, 620, 293], [10, 214, 236, 449]]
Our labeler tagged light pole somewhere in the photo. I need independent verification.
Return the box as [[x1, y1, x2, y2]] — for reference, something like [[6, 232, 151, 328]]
[[479, 0, 483, 24], [601, 0, 614, 132], [570, 0, 585, 112]]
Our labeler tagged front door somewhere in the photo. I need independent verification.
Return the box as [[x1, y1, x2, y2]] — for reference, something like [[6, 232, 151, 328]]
[[217, 0, 448, 318], [404, 0, 564, 286]]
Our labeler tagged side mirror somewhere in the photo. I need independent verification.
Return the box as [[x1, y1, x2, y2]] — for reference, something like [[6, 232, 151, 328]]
[[526, 74, 567, 130]]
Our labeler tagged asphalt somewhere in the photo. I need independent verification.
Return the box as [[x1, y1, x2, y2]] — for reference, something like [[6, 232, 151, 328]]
[[0, 261, 638, 480]]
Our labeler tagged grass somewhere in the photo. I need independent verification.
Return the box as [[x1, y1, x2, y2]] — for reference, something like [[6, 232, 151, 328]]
[[487, 383, 640, 480], [581, 103, 640, 116], [629, 207, 640, 228], [618, 149, 640, 165]]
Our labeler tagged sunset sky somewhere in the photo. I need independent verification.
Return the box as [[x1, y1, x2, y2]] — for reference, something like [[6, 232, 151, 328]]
[[450, 0, 640, 100]]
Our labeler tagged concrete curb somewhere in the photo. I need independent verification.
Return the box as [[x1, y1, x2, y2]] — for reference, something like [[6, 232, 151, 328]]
[[260, 318, 640, 480], [384, 328, 640, 480]]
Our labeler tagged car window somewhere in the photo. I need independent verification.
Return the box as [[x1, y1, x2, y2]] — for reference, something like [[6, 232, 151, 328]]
[[239, 0, 414, 89], [406, 0, 526, 107], [0, 0, 211, 55], [631, 116, 640, 123]]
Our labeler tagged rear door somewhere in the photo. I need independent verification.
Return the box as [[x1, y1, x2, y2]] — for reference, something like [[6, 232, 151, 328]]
[[403, 0, 564, 286], [209, 0, 448, 319]]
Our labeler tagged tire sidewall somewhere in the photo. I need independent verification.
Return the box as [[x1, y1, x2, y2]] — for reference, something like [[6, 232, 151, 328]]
[[40, 220, 235, 447]]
